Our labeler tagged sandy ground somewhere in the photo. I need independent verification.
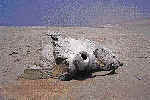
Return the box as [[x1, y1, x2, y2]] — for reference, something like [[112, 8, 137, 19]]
[[0, 21, 150, 99]]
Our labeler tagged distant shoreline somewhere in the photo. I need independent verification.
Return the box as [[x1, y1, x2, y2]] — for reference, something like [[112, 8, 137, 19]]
[[0, 17, 150, 27]]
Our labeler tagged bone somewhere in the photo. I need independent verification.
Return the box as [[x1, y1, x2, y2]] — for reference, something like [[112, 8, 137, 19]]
[[41, 31, 122, 80]]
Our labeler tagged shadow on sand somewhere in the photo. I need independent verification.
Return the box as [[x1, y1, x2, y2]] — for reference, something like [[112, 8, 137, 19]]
[[71, 69, 118, 81]]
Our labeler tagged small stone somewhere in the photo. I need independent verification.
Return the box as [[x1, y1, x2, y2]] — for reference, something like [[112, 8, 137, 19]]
[[135, 75, 143, 80]]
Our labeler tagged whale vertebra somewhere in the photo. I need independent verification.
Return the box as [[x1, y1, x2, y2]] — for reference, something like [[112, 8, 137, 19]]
[[42, 32, 123, 80]]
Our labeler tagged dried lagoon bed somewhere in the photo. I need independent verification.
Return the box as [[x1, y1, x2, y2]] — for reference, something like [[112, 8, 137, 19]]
[[0, 20, 150, 99]]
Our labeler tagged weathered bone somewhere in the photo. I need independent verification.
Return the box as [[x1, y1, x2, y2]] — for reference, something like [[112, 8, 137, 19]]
[[42, 31, 123, 80]]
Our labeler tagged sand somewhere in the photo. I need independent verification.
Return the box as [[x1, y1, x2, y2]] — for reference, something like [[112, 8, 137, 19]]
[[0, 20, 150, 99]]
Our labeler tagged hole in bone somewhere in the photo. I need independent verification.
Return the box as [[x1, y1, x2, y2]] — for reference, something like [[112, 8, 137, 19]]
[[81, 53, 87, 60]]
